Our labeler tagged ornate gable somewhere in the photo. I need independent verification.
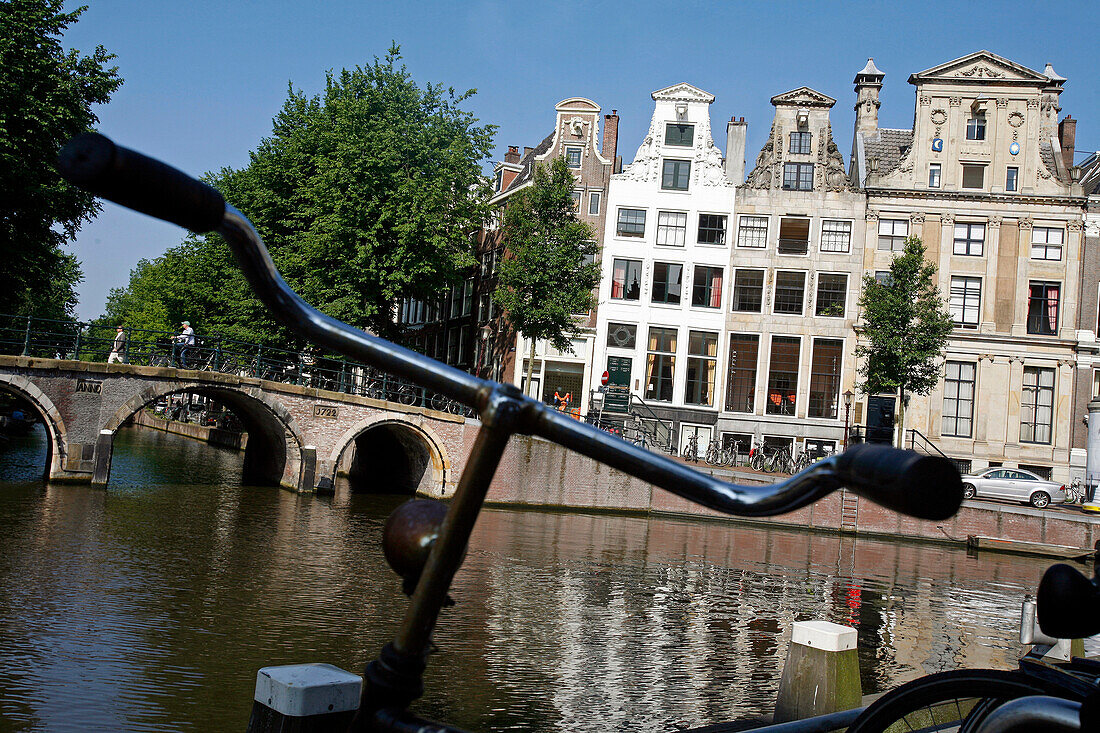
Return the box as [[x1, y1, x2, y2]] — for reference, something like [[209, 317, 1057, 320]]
[[770, 87, 836, 108], [651, 82, 715, 104], [908, 51, 1050, 84]]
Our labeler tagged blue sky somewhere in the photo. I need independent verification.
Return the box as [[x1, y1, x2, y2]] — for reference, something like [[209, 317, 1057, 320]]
[[60, 0, 1099, 320]]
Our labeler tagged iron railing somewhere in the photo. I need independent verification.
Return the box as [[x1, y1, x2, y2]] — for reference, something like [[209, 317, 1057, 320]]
[[0, 313, 475, 417]]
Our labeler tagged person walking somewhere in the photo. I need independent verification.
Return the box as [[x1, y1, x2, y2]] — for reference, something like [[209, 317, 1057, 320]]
[[107, 325, 127, 364], [175, 321, 195, 368]]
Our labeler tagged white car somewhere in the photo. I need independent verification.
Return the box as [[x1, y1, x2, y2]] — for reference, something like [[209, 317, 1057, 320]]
[[960, 467, 1067, 508]]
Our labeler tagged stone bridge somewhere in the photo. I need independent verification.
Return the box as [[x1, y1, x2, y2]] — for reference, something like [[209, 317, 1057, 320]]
[[0, 355, 475, 496]]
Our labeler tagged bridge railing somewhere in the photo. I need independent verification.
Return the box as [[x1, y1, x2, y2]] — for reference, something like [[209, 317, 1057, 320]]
[[0, 313, 475, 418]]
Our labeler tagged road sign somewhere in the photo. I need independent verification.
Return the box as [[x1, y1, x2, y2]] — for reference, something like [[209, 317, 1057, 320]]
[[600, 370, 610, 386]]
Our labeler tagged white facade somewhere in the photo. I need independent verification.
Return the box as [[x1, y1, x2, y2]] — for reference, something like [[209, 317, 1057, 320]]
[[591, 83, 735, 454]]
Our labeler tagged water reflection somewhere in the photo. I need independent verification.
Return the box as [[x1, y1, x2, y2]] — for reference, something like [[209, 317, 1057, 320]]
[[0, 424, 1077, 731]]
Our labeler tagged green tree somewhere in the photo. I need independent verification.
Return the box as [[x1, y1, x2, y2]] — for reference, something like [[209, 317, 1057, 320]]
[[855, 236, 953, 447], [102, 44, 494, 342], [0, 0, 122, 319], [494, 156, 600, 397]]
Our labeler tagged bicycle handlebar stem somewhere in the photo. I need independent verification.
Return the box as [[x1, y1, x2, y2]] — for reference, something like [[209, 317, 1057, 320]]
[[972, 695, 1081, 733]]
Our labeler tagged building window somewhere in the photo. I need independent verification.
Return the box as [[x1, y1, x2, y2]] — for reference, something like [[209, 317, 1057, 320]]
[[1031, 227, 1063, 260], [789, 132, 812, 155], [778, 217, 810, 255], [665, 123, 694, 147], [732, 269, 764, 312], [942, 361, 975, 438], [1006, 166, 1019, 192], [661, 159, 691, 191], [494, 170, 503, 192], [928, 163, 941, 188], [726, 334, 759, 413], [782, 163, 813, 191], [949, 276, 981, 328], [685, 331, 718, 406], [773, 271, 806, 315], [1027, 281, 1060, 335], [815, 273, 847, 317], [565, 146, 583, 168], [611, 259, 642, 301], [606, 322, 637, 349], [697, 214, 727, 245], [875, 271, 893, 285], [737, 215, 768, 248], [588, 191, 601, 216], [953, 222, 985, 256], [457, 326, 470, 364], [820, 220, 851, 253], [478, 293, 491, 321], [447, 326, 459, 364], [1020, 366, 1054, 444], [616, 208, 646, 237], [878, 219, 908, 251], [808, 338, 842, 419], [462, 278, 474, 316], [656, 211, 687, 246], [766, 336, 800, 415], [651, 262, 682, 305], [961, 164, 985, 189], [691, 265, 723, 308], [966, 116, 986, 141], [645, 327, 677, 402], [570, 191, 581, 211]]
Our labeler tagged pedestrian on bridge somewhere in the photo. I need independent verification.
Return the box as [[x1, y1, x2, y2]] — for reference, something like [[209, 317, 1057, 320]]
[[108, 326, 127, 364], [175, 321, 195, 368]]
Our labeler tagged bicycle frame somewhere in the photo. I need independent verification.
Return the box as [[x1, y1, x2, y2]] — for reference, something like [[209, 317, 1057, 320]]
[[58, 133, 963, 732]]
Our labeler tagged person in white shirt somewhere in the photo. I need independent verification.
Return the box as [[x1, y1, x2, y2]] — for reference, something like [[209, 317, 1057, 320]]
[[175, 321, 195, 368]]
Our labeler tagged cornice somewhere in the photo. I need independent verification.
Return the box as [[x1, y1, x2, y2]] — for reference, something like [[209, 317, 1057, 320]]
[[864, 187, 1086, 208]]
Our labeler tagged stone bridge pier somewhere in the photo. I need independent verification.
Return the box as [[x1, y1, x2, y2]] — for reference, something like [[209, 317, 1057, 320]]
[[0, 356, 472, 496]]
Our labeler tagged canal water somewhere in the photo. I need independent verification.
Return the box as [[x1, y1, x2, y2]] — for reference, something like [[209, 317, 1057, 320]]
[[0, 424, 1077, 731]]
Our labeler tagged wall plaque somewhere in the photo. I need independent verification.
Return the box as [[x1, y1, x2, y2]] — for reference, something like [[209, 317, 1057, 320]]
[[313, 405, 339, 419], [75, 379, 102, 394]]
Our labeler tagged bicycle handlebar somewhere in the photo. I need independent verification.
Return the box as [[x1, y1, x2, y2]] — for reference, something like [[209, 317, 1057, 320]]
[[57, 132, 964, 522], [1038, 563, 1100, 639]]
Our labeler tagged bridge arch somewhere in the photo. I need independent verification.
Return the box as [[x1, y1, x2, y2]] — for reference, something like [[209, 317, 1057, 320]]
[[0, 373, 67, 480], [104, 382, 306, 489], [329, 416, 450, 497]]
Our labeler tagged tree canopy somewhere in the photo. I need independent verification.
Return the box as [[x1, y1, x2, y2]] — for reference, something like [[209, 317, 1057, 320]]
[[494, 156, 599, 390], [101, 45, 494, 342], [0, 0, 122, 319], [855, 236, 953, 445]]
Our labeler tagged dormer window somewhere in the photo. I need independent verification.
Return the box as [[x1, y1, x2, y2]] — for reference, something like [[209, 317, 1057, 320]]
[[966, 116, 986, 141], [665, 123, 694, 147], [789, 132, 812, 155]]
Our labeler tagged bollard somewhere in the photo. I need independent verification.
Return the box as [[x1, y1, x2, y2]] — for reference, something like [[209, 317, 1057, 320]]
[[91, 429, 114, 487], [773, 620, 861, 723], [1020, 595, 1084, 662], [246, 663, 361, 733]]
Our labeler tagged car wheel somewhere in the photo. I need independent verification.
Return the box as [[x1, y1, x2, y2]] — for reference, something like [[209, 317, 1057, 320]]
[[1030, 491, 1051, 509], [963, 484, 976, 500]]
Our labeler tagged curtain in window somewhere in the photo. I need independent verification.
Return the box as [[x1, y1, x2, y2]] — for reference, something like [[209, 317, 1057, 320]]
[[611, 261, 626, 299], [1048, 287, 1059, 332], [708, 270, 722, 308]]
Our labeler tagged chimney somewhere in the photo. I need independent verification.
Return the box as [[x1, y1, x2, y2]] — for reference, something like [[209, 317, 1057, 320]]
[[522, 146, 534, 158], [504, 145, 520, 164], [1059, 115, 1077, 170], [603, 110, 619, 164], [725, 116, 747, 184], [853, 58, 885, 135]]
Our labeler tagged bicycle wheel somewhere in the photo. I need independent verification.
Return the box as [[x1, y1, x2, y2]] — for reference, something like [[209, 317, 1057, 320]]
[[848, 669, 1065, 733]]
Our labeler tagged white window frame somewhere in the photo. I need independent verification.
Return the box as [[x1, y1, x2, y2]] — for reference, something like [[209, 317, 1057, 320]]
[[565, 146, 583, 168], [949, 276, 982, 329], [656, 210, 687, 247], [736, 215, 768, 249], [588, 191, 601, 216], [1031, 227, 1064, 261], [877, 218, 908, 251], [772, 270, 806, 316], [953, 222, 986, 257], [819, 219, 852, 253]]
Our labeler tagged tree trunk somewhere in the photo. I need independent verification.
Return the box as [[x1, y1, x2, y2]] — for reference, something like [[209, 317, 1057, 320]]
[[896, 385, 906, 449], [524, 335, 537, 399]]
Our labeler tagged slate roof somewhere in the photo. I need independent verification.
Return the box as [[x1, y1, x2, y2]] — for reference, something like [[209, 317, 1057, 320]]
[[509, 132, 556, 189], [1078, 151, 1100, 195], [862, 128, 914, 174]]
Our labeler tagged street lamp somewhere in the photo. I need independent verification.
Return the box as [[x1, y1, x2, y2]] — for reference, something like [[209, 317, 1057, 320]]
[[476, 324, 493, 378], [843, 389, 854, 449]]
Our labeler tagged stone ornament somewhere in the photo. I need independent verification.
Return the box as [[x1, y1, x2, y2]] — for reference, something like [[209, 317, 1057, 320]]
[[996, 98, 1009, 108], [865, 211, 879, 222], [1067, 220, 1084, 232], [941, 213, 954, 226], [988, 216, 1002, 229], [930, 109, 948, 125], [617, 93, 731, 188], [920, 95, 932, 106], [957, 65, 1005, 78], [1018, 217, 1033, 229], [909, 213, 925, 224], [949, 97, 962, 107]]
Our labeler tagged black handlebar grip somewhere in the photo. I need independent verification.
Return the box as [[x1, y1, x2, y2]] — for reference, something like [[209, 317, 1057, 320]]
[[834, 443, 962, 521], [1038, 563, 1100, 639], [58, 133, 225, 233]]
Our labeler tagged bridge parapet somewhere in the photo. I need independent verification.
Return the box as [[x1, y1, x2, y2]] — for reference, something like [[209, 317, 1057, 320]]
[[0, 355, 471, 495]]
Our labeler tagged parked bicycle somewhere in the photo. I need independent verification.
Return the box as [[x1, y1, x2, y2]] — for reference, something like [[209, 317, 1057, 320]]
[[683, 432, 699, 462], [58, 133, 967, 733]]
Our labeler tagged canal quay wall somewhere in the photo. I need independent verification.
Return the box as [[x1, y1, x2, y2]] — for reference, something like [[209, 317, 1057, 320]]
[[482, 434, 1100, 555], [129, 410, 248, 450]]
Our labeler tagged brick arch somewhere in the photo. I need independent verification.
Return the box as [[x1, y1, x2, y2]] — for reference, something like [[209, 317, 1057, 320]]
[[0, 373, 67, 480], [328, 415, 451, 497], [104, 381, 306, 489]]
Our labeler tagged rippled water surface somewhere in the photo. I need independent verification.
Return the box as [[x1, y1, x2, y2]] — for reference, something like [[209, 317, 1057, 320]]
[[0, 424, 1073, 731]]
